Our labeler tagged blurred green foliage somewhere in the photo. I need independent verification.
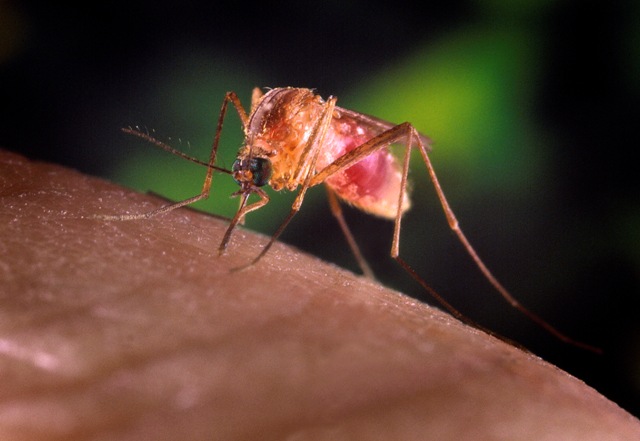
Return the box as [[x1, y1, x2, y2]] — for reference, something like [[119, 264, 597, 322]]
[[347, 28, 542, 197]]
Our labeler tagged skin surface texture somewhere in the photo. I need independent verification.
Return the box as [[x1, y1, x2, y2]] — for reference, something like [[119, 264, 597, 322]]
[[1, 149, 639, 440]]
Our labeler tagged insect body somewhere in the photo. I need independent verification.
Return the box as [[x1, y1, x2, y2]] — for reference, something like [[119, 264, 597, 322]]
[[238, 88, 411, 217], [114, 87, 599, 352]]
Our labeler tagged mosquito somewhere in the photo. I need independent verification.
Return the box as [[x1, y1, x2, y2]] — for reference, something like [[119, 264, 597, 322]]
[[104, 87, 599, 353]]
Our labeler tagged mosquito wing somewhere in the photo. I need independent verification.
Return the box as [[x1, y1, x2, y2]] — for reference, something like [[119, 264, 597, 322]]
[[315, 106, 432, 219], [334, 106, 432, 151]]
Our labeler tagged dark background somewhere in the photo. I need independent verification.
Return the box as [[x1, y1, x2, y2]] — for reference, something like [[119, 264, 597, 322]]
[[2, 0, 638, 418]]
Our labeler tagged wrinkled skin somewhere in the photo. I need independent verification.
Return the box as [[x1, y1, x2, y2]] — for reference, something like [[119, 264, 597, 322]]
[[1, 149, 638, 441]]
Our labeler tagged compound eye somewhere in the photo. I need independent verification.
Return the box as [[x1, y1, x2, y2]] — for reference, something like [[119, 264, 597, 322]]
[[232, 157, 272, 187], [249, 157, 272, 186]]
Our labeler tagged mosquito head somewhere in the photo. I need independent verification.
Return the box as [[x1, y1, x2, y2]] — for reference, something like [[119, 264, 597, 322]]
[[232, 157, 272, 188]]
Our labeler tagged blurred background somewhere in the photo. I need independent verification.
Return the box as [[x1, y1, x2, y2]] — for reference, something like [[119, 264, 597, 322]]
[[1, 0, 638, 418]]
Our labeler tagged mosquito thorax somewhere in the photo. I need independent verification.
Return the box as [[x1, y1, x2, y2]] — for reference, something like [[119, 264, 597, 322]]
[[232, 157, 272, 187]]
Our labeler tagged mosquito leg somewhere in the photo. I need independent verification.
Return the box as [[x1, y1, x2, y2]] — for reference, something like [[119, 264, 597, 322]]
[[310, 123, 415, 186], [408, 127, 601, 353], [219, 188, 270, 254], [223, 189, 308, 270], [93, 172, 216, 221], [309, 122, 472, 320], [95, 91, 249, 222], [309, 121, 599, 352], [326, 187, 376, 280], [389, 125, 474, 322]]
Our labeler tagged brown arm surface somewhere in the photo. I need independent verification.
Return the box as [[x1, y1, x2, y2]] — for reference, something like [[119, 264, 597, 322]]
[[1, 149, 638, 440]]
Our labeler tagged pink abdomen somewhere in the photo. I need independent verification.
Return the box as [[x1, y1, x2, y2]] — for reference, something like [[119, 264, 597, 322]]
[[316, 120, 411, 219]]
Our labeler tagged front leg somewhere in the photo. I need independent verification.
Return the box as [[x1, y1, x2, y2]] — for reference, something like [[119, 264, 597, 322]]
[[219, 188, 270, 255]]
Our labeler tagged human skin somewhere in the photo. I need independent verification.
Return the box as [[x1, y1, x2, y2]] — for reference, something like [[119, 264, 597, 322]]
[[1, 149, 639, 440]]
